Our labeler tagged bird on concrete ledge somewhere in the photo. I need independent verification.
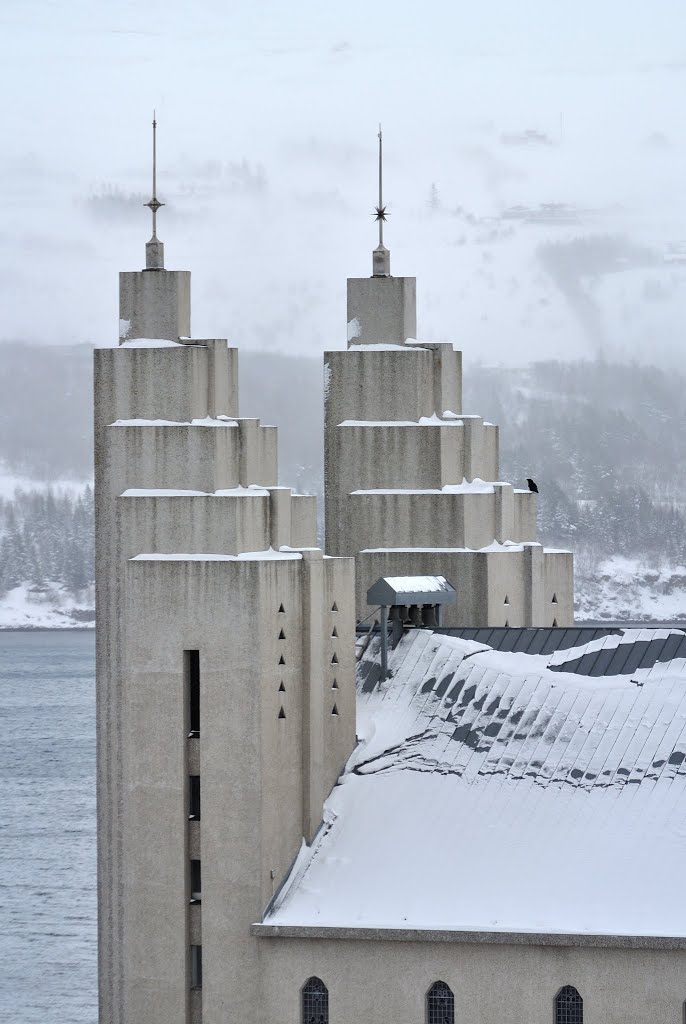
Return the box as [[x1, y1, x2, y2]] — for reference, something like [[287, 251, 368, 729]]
[[527, 478, 539, 493]]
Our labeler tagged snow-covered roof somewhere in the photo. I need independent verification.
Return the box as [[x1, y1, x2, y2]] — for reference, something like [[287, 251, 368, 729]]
[[265, 627, 686, 938]]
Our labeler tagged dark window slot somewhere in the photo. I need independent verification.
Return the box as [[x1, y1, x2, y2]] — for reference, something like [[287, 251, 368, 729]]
[[190, 859, 202, 903], [190, 945, 202, 990], [186, 650, 200, 737], [189, 775, 201, 820]]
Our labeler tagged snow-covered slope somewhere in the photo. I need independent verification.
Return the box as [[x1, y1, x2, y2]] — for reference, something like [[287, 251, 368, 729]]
[[0, 582, 94, 629]]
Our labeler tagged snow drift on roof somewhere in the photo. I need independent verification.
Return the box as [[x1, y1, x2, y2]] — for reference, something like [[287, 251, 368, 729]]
[[267, 628, 686, 937]]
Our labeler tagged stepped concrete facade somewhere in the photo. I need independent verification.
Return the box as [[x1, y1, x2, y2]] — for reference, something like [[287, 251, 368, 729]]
[[324, 264, 574, 626], [94, 234, 355, 1024]]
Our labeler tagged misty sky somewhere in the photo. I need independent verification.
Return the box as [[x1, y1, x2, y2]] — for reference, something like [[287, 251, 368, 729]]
[[1, 1, 685, 363]]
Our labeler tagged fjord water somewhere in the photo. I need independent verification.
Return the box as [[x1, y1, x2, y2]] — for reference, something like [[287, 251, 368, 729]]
[[0, 631, 96, 1023]]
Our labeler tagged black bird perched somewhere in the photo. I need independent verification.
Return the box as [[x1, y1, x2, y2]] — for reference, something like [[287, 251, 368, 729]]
[[527, 478, 539, 493]]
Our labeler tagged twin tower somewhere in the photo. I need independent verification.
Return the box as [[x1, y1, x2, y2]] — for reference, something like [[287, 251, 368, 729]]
[[94, 137, 573, 1024]]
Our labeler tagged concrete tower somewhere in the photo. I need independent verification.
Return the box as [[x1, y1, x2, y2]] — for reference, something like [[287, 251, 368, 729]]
[[94, 122, 355, 1024], [324, 129, 573, 626]]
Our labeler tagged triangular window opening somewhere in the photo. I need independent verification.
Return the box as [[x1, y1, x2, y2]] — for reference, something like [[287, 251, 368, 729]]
[[331, 704, 339, 716], [278, 629, 286, 640], [331, 653, 338, 665], [278, 603, 285, 613], [552, 593, 558, 604], [331, 626, 338, 638], [278, 706, 286, 720], [552, 618, 558, 627], [504, 620, 510, 628], [332, 678, 338, 690], [278, 654, 285, 666], [278, 681, 285, 693], [331, 602, 338, 612], [504, 595, 510, 605]]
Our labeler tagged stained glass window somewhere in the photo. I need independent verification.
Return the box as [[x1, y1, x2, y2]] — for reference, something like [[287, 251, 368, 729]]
[[555, 985, 583, 1024], [302, 976, 328, 1024], [427, 980, 454, 1024]]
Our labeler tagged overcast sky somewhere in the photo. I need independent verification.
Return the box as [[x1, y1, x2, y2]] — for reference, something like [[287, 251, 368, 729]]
[[0, 1, 685, 362]]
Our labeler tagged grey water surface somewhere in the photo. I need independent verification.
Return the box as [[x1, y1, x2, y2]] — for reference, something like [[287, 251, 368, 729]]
[[0, 631, 96, 1023]]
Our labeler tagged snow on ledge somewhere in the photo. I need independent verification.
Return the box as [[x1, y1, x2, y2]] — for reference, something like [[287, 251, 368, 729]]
[[121, 485, 270, 498], [112, 416, 238, 428], [360, 541, 527, 553], [347, 342, 428, 351], [120, 338, 187, 348], [131, 548, 303, 562], [352, 479, 503, 495]]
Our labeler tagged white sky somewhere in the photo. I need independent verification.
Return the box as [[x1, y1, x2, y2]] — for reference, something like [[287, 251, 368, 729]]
[[0, 1, 685, 361]]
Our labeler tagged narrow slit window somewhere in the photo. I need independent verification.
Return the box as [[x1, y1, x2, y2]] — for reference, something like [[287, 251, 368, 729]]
[[555, 985, 583, 1024], [279, 629, 286, 640], [331, 602, 338, 612], [190, 945, 202, 990], [279, 681, 286, 693], [553, 617, 558, 627], [427, 981, 454, 1024], [331, 653, 338, 665], [278, 706, 286, 720], [552, 593, 558, 604], [331, 627, 338, 638], [331, 704, 338, 716], [332, 678, 338, 690], [504, 595, 510, 605], [279, 654, 286, 666], [278, 603, 285, 613], [189, 775, 201, 820], [186, 650, 200, 737], [190, 860, 201, 903], [302, 977, 328, 1024]]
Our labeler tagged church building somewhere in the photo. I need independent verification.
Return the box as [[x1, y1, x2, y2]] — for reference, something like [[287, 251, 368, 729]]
[[94, 126, 686, 1024]]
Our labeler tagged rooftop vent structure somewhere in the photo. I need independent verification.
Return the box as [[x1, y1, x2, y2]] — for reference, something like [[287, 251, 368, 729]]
[[366, 575, 457, 679]]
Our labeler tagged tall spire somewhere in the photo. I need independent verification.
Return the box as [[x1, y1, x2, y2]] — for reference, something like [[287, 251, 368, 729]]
[[144, 112, 165, 270], [372, 124, 390, 277]]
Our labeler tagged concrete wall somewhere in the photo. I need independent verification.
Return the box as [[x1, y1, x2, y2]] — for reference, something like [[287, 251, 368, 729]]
[[254, 932, 686, 1024], [544, 551, 575, 626], [96, 341, 238, 424], [341, 486, 536, 554], [107, 420, 279, 493], [119, 270, 191, 342], [356, 545, 570, 627], [347, 276, 417, 345], [334, 419, 498, 492], [324, 345, 462, 557], [121, 553, 355, 1024], [96, 330, 355, 1024]]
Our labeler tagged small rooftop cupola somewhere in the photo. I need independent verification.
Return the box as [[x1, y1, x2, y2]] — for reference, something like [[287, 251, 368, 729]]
[[144, 112, 165, 270], [118, 115, 191, 344], [372, 125, 390, 278], [347, 126, 416, 347]]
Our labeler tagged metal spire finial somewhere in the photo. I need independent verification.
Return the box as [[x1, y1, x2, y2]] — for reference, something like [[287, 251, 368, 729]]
[[144, 112, 165, 269], [372, 123, 390, 277]]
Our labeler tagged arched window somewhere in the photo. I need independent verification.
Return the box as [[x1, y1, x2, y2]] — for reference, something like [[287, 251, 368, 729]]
[[555, 985, 583, 1024], [427, 980, 455, 1024], [302, 976, 328, 1024]]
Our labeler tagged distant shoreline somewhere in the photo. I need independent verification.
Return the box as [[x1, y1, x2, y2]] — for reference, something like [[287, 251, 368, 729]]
[[0, 625, 95, 633]]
